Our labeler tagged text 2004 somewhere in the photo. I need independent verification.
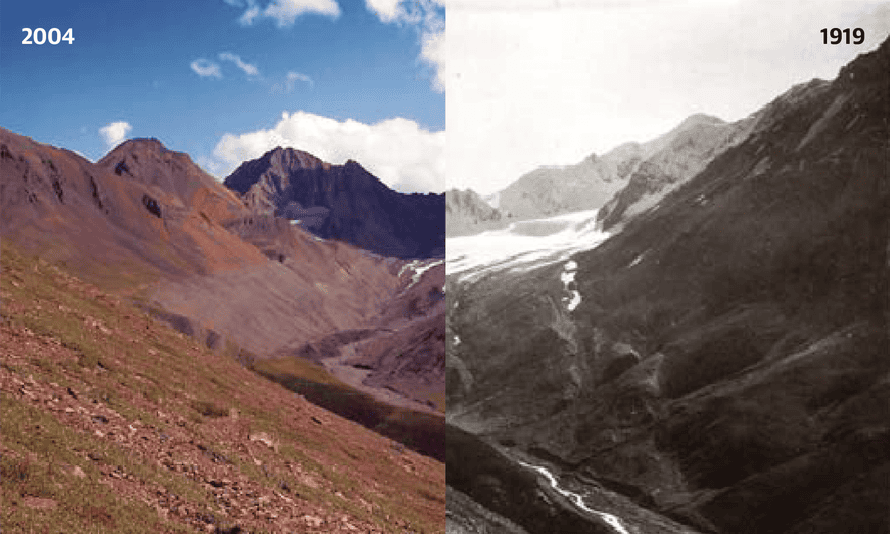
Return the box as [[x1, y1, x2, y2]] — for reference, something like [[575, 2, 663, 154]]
[[22, 28, 75, 45]]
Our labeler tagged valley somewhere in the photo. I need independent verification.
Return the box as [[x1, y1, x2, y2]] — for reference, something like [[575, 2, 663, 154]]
[[1, 125, 445, 532], [446, 37, 889, 534]]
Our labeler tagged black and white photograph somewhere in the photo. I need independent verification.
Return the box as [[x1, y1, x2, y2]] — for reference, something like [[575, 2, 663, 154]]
[[445, 1, 889, 533]]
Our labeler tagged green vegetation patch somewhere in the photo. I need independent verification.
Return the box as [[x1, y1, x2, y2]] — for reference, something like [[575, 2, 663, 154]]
[[1, 394, 198, 534]]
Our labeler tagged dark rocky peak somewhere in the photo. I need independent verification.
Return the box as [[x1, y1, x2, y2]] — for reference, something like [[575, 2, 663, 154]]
[[340, 159, 384, 186], [837, 33, 890, 87], [267, 146, 329, 172], [225, 148, 382, 197], [225, 147, 326, 195], [747, 78, 833, 136], [222, 149, 444, 259]]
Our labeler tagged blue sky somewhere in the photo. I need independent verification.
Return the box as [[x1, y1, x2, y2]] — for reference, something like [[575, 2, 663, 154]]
[[1, 0, 445, 192]]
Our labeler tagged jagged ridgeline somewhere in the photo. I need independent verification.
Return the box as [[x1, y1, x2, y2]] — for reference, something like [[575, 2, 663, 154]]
[[224, 147, 444, 259]]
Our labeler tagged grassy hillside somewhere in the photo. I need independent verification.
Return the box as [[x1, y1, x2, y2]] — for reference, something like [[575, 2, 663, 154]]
[[0, 241, 444, 533]]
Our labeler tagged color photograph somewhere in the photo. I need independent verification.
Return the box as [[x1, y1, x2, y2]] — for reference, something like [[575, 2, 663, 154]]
[[1, 1, 445, 532]]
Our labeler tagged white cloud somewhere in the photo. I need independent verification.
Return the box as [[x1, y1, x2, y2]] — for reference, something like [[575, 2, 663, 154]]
[[421, 28, 445, 93], [219, 52, 260, 77], [99, 121, 132, 148], [191, 58, 222, 79], [209, 111, 444, 192], [196, 155, 227, 177], [364, 0, 445, 93], [365, 0, 402, 22], [287, 71, 313, 86], [229, 0, 340, 27], [272, 71, 314, 93], [239, 5, 262, 24]]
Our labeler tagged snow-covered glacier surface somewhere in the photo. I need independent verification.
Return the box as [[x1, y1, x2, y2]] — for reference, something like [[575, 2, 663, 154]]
[[446, 209, 610, 281]]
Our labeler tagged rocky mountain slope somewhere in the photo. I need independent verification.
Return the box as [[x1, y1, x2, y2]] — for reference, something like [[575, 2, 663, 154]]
[[447, 38, 889, 534], [223, 147, 444, 259], [97, 138, 249, 227], [347, 261, 446, 411], [496, 151, 631, 221], [0, 129, 265, 284], [596, 114, 756, 230], [445, 189, 505, 237]]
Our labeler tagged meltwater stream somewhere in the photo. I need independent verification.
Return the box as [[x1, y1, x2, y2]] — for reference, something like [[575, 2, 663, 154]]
[[517, 460, 632, 534]]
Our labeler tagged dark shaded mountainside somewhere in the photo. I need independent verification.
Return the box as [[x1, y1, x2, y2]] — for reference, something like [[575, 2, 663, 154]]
[[447, 39, 889, 534], [0, 129, 445, 456], [224, 147, 444, 259]]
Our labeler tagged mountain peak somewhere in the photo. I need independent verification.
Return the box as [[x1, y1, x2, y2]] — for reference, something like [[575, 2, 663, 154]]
[[675, 113, 726, 132], [112, 137, 169, 155], [222, 150, 444, 258], [98, 137, 184, 171], [265, 146, 329, 171], [837, 33, 890, 86]]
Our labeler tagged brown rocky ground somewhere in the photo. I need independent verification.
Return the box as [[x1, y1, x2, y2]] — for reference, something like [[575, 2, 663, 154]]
[[0, 242, 444, 533]]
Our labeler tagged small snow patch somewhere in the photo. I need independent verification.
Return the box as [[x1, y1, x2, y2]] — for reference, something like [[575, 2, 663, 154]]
[[566, 291, 581, 311], [560, 260, 582, 312], [398, 259, 444, 292], [628, 251, 647, 268]]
